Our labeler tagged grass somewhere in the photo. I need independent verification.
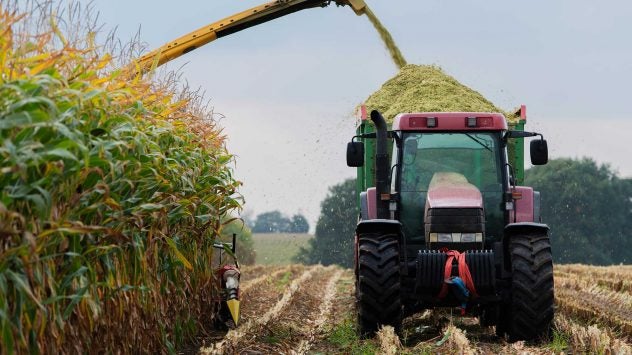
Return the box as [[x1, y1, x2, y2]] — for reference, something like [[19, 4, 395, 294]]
[[276, 271, 292, 291], [327, 318, 379, 355], [253, 233, 313, 265], [261, 325, 293, 345], [548, 329, 569, 353]]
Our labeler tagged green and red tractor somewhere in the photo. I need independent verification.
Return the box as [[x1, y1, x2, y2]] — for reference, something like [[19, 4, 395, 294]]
[[346, 107, 554, 341]]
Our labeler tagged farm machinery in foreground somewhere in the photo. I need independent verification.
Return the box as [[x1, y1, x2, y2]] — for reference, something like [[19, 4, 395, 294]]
[[346, 108, 554, 341], [213, 234, 241, 328]]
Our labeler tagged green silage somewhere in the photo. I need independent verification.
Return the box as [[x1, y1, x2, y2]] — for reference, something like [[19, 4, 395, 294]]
[[364, 64, 513, 122]]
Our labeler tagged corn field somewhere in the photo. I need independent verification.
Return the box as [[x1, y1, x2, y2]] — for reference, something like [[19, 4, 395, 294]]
[[0, 2, 241, 353]]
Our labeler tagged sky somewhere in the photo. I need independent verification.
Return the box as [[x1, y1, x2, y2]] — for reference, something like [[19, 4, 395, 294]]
[[89, 0, 632, 229]]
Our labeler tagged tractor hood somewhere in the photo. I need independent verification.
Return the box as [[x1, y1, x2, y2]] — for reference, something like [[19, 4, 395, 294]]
[[425, 172, 483, 209]]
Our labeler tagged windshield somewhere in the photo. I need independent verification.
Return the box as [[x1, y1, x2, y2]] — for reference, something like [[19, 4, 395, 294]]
[[399, 132, 502, 193], [395, 131, 505, 244]]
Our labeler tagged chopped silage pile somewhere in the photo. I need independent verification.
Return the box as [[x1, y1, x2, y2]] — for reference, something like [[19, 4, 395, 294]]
[[364, 64, 514, 122]]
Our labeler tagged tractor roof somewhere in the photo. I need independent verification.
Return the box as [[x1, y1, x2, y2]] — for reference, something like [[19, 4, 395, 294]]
[[392, 112, 508, 131]]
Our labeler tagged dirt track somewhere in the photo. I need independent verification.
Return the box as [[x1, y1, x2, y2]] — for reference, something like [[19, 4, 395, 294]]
[[193, 264, 632, 354]]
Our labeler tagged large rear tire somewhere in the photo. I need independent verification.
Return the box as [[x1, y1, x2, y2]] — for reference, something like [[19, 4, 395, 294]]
[[356, 233, 402, 337], [500, 233, 554, 341]]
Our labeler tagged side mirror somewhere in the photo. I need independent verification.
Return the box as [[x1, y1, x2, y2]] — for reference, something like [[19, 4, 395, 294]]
[[346, 141, 364, 167], [530, 139, 548, 165]]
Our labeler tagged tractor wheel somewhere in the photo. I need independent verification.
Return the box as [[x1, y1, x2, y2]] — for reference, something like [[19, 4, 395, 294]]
[[502, 232, 555, 341], [356, 233, 402, 337], [480, 305, 499, 327]]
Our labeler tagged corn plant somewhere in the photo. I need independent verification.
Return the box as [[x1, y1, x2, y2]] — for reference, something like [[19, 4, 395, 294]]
[[0, 3, 241, 353]]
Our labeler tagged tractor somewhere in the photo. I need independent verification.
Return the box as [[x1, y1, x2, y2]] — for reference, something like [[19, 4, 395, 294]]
[[346, 108, 554, 341]]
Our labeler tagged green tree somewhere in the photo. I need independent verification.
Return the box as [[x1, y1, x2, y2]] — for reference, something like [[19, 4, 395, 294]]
[[251, 210, 309, 233], [290, 214, 310, 233], [296, 179, 357, 267], [252, 210, 290, 233], [220, 217, 256, 265], [525, 158, 632, 265]]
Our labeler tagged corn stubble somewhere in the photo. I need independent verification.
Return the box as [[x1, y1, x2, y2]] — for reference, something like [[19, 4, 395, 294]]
[[376, 325, 402, 355], [556, 314, 632, 354], [204, 266, 317, 353], [555, 269, 632, 338], [0, 3, 241, 353]]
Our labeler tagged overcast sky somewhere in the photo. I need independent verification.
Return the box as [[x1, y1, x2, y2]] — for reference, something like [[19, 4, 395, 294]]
[[91, 0, 632, 228]]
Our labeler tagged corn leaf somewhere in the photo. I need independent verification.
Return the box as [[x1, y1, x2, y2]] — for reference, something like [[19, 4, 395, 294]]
[[165, 238, 193, 270]]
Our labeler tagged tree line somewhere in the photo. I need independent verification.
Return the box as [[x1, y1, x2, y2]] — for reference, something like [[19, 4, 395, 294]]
[[250, 210, 310, 234], [525, 158, 632, 264], [298, 158, 632, 267]]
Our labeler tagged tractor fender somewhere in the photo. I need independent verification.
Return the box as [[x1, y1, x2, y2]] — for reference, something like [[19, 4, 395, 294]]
[[361, 187, 377, 220], [504, 222, 549, 236], [360, 191, 369, 220], [356, 219, 403, 237], [501, 222, 550, 270], [533, 191, 542, 223]]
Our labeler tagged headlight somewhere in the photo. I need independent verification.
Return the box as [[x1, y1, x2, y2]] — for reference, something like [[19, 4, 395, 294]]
[[429, 232, 483, 243], [438, 233, 452, 242], [461, 233, 475, 242]]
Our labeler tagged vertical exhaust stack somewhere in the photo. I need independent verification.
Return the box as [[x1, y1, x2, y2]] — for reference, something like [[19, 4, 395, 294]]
[[370, 110, 390, 219]]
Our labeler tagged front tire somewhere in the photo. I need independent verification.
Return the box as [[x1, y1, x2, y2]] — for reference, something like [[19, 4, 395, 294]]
[[356, 233, 402, 337], [500, 233, 555, 341]]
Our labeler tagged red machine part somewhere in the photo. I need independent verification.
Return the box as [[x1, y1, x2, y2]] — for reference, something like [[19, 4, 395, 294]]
[[366, 187, 377, 219], [217, 264, 241, 325], [392, 112, 508, 131], [218, 265, 240, 287], [509, 186, 535, 222], [437, 250, 479, 300], [425, 173, 484, 209]]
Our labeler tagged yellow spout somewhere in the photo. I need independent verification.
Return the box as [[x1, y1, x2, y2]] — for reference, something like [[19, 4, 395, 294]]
[[346, 0, 367, 15], [226, 299, 240, 326]]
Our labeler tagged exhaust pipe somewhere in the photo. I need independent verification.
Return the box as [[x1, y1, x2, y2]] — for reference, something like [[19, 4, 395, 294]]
[[370, 110, 390, 219]]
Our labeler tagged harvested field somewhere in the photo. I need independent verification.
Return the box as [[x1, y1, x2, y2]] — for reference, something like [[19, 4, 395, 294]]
[[252, 233, 313, 265], [556, 264, 632, 294], [555, 272, 632, 338], [187, 264, 632, 354]]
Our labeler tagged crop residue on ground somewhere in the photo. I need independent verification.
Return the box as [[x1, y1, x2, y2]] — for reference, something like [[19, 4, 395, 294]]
[[193, 264, 632, 354]]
